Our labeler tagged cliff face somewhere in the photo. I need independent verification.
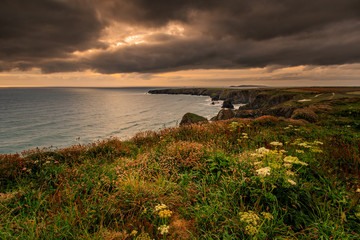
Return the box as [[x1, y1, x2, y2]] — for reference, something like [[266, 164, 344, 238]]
[[149, 88, 295, 109], [235, 106, 296, 119], [150, 88, 360, 123], [148, 88, 261, 104], [148, 88, 209, 96], [149, 88, 298, 120], [218, 89, 260, 104]]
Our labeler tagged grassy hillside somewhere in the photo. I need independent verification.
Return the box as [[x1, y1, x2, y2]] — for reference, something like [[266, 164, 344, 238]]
[[1, 95, 360, 239]]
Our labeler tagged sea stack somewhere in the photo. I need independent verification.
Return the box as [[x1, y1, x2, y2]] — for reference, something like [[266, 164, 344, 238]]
[[222, 99, 234, 109]]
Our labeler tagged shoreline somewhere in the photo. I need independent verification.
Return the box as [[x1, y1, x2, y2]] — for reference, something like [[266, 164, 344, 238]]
[[2, 86, 360, 155]]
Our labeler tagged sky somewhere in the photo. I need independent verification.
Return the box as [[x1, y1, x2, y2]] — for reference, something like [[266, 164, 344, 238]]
[[1, 0, 360, 87]]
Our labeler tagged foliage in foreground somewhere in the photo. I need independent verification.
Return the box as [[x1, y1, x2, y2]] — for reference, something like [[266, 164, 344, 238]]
[[1, 115, 360, 239]]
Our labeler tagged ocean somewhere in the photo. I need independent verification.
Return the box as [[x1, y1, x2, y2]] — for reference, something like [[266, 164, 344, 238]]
[[0, 87, 222, 154]]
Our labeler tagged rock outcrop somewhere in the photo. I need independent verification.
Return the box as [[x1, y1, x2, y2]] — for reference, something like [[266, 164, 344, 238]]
[[221, 99, 234, 109], [150, 87, 360, 123], [149, 88, 296, 110], [180, 113, 208, 126], [211, 109, 235, 121]]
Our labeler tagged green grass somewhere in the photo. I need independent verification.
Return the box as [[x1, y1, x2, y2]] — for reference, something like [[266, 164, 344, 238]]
[[1, 101, 360, 239]]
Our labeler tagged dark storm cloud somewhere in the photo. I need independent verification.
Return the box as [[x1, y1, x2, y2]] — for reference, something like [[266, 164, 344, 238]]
[[0, 0, 106, 60], [97, 0, 360, 40], [1, 0, 360, 73], [82, 21, 360, 73]]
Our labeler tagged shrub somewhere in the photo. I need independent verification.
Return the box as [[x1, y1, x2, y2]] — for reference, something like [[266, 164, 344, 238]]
[[291, 108, 318, 122]]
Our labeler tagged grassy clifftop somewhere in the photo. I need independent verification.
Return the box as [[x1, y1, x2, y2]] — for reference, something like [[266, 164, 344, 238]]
[[1, 90, 360, 239]]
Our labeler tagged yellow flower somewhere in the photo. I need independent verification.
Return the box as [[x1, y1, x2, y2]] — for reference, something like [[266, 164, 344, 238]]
[[283, 163, 292, 168], [270, 162, 281, 169], [130, 230, 138, 236], [284, 156, 308, 166], [135, 233, 153, 240], [245, 225, 258, 235], [310, 148, 323, 153], [261, 212, 274, 220], [158, 209, 172, 218], [239, 211, 260, 226]]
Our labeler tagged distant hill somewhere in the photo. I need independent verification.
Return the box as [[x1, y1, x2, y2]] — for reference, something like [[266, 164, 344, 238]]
[[229, 85, 267, 88]]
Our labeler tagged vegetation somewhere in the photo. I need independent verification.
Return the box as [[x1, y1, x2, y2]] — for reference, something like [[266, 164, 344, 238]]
[[1, 92, 360, 239]]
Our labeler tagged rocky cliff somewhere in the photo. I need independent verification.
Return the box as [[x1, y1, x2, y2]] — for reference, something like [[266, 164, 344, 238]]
[[149, 88, 296, 109], [150, 87, 360, 123]]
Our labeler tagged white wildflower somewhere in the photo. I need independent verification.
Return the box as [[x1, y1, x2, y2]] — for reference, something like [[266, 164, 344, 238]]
[[251, 153, 263, 158], [288, 179, 296, 185], [158, 225, 169, 235], [298, 142, 311, 148], [256, 147, 270, 155], [256, 167, 271, 177], [154, 204, 168, 212], [270, 141, 283, 147]]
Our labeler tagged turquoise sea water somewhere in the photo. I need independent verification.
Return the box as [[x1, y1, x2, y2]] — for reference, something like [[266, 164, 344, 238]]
[[0, 87, 222, 154]]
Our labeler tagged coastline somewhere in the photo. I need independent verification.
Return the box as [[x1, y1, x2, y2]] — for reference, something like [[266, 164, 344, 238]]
[[1, 93, 359, 238]]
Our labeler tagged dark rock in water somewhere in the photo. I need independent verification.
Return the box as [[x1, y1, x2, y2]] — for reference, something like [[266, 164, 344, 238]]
[[211, 101, 215, 105], [212, 109, 235, 120], [210, 93, 220, 101], [222, 99, 234, 109], [180, 112, 208, 126]]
